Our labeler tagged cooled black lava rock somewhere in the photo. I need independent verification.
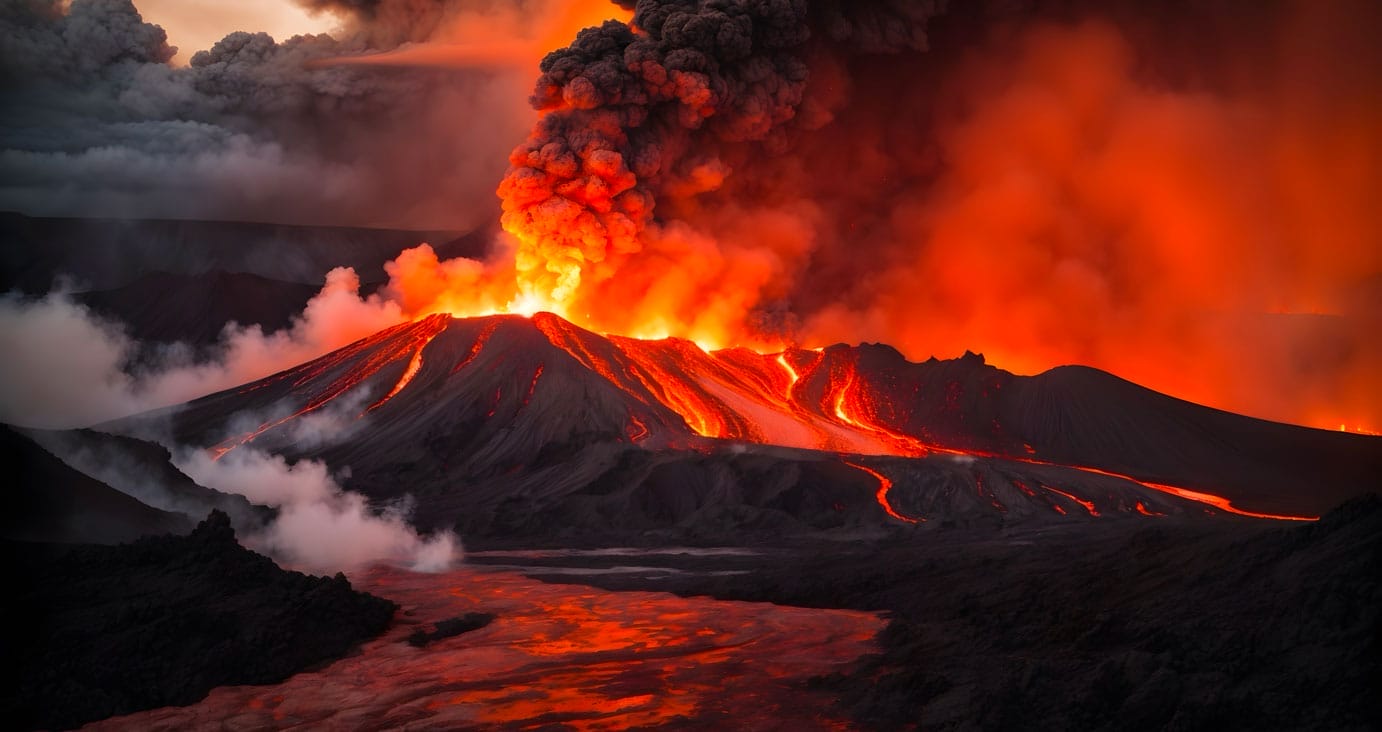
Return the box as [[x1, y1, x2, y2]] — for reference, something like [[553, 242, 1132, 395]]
[[0, 511, 398, 731], [540, 496, 1382, 731], [406, 613, 496, 648]]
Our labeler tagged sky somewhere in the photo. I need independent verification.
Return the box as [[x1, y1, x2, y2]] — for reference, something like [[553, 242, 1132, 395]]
[[136, 0, 338, 65]]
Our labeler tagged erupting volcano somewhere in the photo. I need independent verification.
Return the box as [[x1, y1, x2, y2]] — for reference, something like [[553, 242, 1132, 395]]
[[5, 0, 1381, 729], [151, 311, 1375, 543]]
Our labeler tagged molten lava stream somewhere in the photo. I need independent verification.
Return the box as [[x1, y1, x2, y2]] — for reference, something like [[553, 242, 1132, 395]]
[[362, 328, 442, 414], [211, 316, 449, 459], [609, 338, 755, 440], [826, 362, 930, 457], [1135, 501, 1165, 517], [1039, 483, 1100, 517], [88, 567, 885, 729], [929, 445, 1318, 522], [450, 320, 500, 375], [626, 413, 649, 442], [842, 460, 921, 524]]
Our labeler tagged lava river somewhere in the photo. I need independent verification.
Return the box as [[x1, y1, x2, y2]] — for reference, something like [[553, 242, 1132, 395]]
[[86, 567, 884, 730]]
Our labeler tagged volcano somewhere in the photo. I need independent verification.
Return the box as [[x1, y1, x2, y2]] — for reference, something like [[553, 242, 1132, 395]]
[[133, 313, 1378, 541]]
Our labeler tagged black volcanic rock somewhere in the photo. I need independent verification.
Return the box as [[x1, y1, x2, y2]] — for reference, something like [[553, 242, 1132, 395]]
[[2, 425, 192, 544], [406, 613, 495, 648], [1001, 365, 1382, 516], [0, 511, 398, 731], [544, 496, 1382, 730]]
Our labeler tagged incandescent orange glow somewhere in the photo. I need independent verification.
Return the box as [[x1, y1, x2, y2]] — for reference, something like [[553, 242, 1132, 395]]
[[363, 2, 1380, 435], [363, 328, 438, 414], [210, 316, 450, 460], [842, 460, 921, 524], [317, 1, 631, 68], [1040, 484, 1100, 517], [1135, 501, 1165, 517], [262, 4, 1382, 512], [91, 567, 884, 729]]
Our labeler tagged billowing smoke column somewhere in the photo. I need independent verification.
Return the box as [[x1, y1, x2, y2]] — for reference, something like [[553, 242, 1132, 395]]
[[467, 0, 1379, 430], [496, 0, 940, 325]]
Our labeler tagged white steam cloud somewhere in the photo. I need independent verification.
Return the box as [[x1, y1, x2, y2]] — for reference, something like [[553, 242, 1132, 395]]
[[176, 447, 459, 574], [0, 266, 404, 429], [0, 264, 456, 575]]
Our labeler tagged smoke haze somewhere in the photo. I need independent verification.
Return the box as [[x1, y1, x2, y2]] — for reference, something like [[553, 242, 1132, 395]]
[[0, 267, 404, 429], [175, 446, 458, 574], [0, 0, 578, 229]]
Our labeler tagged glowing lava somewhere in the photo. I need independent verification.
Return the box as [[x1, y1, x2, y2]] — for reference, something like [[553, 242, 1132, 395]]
[[842, 460, 921, 524], [1040, 483, 1101, 517], [363, 328, 440, 414], [89, 567, 884, 729], [211, 316, 450, 459]]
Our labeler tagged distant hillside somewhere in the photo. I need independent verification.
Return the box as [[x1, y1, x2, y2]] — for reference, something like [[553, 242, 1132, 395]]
[[0, 212, 488, 293]]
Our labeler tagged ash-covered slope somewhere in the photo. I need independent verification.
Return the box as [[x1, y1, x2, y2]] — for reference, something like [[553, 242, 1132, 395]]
[[27, 428, 270, 535], [138, 313, 1378, 538]]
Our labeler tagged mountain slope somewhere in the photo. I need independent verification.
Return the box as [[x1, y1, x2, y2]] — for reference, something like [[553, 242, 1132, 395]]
[[2, 426, 192, 544], [125, 313, 1378, 538]]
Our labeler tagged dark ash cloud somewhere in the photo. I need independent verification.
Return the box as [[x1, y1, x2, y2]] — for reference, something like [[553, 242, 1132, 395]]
[[0, 0, 537, 228]]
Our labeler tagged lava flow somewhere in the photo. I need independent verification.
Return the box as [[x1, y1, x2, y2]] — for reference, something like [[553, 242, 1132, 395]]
[[842, 460, 921, 524], [89, 567, 885, 730]]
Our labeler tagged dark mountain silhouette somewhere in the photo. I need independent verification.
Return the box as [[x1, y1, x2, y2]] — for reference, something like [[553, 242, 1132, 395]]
[[2, 425, 192, 545], [0, 211, 484, 293]]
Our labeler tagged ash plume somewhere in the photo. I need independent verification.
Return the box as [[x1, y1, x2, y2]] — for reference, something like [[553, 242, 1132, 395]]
[[462, 0, 1380, 430], [497, 0, 945, 309], [2, 0, 1376, 432]]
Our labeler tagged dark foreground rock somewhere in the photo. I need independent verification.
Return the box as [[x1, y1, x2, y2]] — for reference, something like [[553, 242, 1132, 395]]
[[0, 511, 397, 731], [530, 497, 1382, 731]]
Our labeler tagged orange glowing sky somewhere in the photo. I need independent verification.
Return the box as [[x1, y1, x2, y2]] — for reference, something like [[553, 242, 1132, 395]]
[[135, 0, 630, 69], [128, 1, 1379, 435]]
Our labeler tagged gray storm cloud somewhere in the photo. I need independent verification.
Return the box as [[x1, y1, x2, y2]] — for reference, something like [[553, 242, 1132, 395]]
[[0, 0, 533, 228]]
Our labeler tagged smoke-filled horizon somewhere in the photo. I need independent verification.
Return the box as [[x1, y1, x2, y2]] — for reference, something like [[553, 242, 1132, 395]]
[[1, 0, 1378, 433], [469, 0, 1382, 432]]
